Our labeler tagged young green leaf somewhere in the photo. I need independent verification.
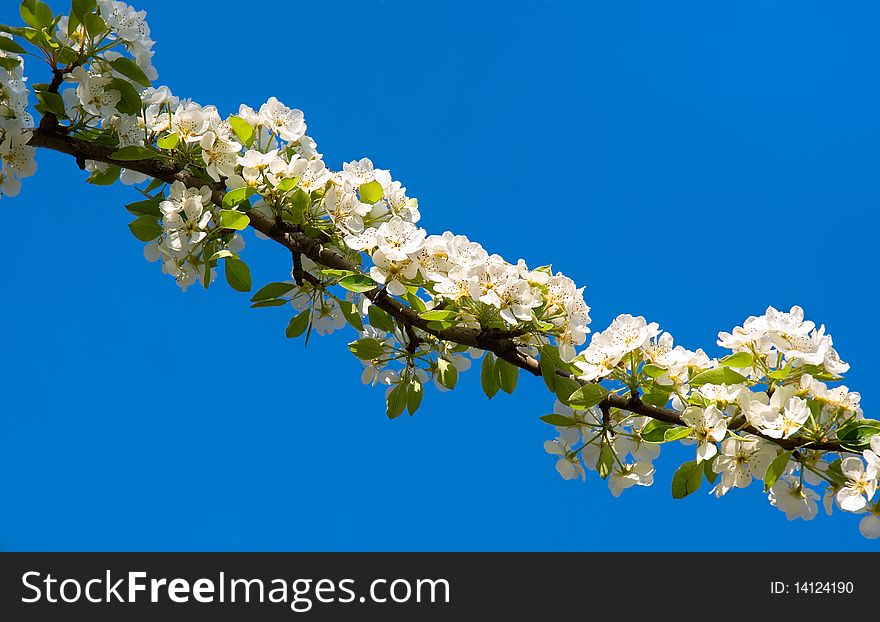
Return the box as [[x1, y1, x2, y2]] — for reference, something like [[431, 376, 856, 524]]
[[597, 444, 615, 480], [338, 300, 364, 332], [495, 358, 519, 394], [338, 274, 377, 293], [763, 450, 793, 492], [87, 164, 120, 186], [407, 377, 423, 415], [220, 209, 250, 230], [664, 427, 693, 442], [703, 456, 718, 485], [285, 309, 311, 338], [224, 258, 252, 292], [222, 187, 256, 209], [35, 90, 66, 116], [386, 384, 407, 420], [671, 461, 703, 499], [125, 198, 161, 217], [251, 282, 295, 302], [0, 35, 25, 54], [719, 351, 754, 369], [481, 354, 499, 399], [418, 309, 458, 322], [688, 367, 748, 387], [539, 352, 557, 393], [111, 146, 157, 161], [640, 392, 672, 407], [20, 1, 54, 30], [437, 357, 459, 390], [156, 132, 179, 150], [251, 299, 288, 308], [567, 383, 609, 410], [110, 57, 151, 87], [228, 115, 255, 148], [367, 305, 395, 333], [109, 78, 143, 115], [348, 338, 384, 361], [642, 363, 667, 379], [640, 420, 676, 443], [358, 180, 383, 204], [127, 216, 162, 242], [539, 413, 578, 427], [72, 0, 97, 23]]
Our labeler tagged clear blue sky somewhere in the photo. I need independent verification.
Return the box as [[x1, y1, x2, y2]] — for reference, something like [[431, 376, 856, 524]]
[[1, 0, 878, 551]]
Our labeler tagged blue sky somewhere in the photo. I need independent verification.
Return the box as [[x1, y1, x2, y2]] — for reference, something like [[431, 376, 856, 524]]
[[1, 0, 878, 551]]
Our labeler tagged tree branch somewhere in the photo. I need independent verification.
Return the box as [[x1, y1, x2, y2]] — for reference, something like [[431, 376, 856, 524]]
[[25, 126, 848, 454]]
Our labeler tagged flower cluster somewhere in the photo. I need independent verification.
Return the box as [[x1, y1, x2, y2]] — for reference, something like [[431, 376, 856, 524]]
[[547, 306, 879, 539], [0, 34, 35, 199], [6, 0, 877, 543]]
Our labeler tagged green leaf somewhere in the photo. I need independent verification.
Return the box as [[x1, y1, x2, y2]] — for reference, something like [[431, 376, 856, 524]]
[[0, 24, 28, 37], [597, 444, 615, 480], [224, 258, 252, 292], [368, 305, 395, 333], [763, 450, 793, 492], [276, 177, 300, 192], [386, 384, 407, 420], [437, 357, 459, 390], [767, 363, 793, 381], [289, 187, 310, 213], [539, 413, 578, 427], [0, 36, 25, 54], [348, 338, 384, 360], [688, 367, 748, 387], [641, 392, 671, 407], [567, 383, 609, 410], [338, 274, 377, 293], [553, 376, 581, 405], [125, 198, 161, 217], [109, 77, 143, 115], [250, 299, 288, 308], [111, 145, 157, 161], [358, 180, 383, 204], [404, 291, 427, 313], [418, 309, 458, 322], [836, 420, 880, 450], [127, 216, 162, 242], [72, 0, 97, 23], [720, 351, 754, 368], [640, 420, 676, 443], [664, 427, 693, 442], [20, 1, 54, 30], [480, 354, 499, 399], [251, 282, 295, 302], [285, 309, 310, 338], [338, 300, 364, 332], [495, 358, 519, 394], [0, 56, 21, 71], [539, 352, 557, 393], [156, 132, 179, 150], [35, 90, 66, 116], [671, 461, 703, 499], [703, 456, 718, 485], [642, 363, 667, 378], [222, 186, 256, 209], [228, 115, 254, 148], [110, 57, 151, 87], [81, 11, 105, 38], [406, 377, 423, 415], [219, 209, 250, 230], [86, 164, 120, 186]]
